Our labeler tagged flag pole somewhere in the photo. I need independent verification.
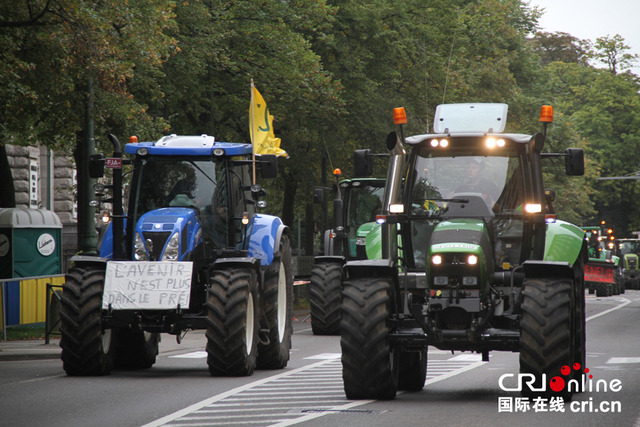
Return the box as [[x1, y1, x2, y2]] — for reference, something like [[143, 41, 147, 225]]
[[250, 79, 257, 185]]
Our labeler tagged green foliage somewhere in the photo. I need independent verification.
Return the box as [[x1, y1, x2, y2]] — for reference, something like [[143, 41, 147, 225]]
[[535, 34, 640, 233], [0, 0, 177, 150], [2, 0, 639, 237]]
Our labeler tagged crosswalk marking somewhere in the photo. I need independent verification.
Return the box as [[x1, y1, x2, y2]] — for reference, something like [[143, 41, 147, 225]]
[[143, 355, 482, 427], [607, 357, 640, 364], [169, 351, 207, 359]]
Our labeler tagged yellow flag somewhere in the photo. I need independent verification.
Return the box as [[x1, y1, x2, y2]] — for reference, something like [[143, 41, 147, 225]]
[[250, 83, 288, 157]]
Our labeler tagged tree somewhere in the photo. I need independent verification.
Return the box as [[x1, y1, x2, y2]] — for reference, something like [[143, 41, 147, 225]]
[[543, 53, 640, 233], [591, 34, 639, 76], [136, 0, 344, 243], [530, 31, 590, 66], [0, 0, 177, 149]]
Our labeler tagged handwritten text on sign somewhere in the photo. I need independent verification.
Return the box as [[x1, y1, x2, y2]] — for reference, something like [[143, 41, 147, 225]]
[[584, 263, 615, 284], [103, 261, 193, 309]]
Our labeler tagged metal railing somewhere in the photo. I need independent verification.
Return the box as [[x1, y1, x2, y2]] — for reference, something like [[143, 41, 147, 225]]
[[1, 274, 65, 342]]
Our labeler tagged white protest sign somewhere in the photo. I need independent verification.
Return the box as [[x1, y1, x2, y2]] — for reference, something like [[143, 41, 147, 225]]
[[103, 261, 193, 310]]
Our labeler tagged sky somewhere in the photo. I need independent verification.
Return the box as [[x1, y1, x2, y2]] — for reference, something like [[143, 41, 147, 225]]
[[529, 0, 640, 75]]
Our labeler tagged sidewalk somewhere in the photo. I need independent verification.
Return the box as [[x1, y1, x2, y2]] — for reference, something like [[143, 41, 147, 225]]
[[0, 309, 311, 362], [0, 330, 207, 362]]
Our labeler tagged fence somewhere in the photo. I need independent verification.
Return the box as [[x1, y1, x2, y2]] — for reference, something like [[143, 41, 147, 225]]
[[1, 255, 317, 342], [0, 274, 65, 342]]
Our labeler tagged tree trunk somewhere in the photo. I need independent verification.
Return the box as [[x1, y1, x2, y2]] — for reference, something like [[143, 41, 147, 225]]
[[0, 143, 16, 208], [281, 171, 297, 228], [305, 202, 315, 255]]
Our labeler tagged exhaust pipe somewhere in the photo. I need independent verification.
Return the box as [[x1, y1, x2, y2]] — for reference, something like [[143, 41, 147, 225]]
[[381, 132, 406, 259]]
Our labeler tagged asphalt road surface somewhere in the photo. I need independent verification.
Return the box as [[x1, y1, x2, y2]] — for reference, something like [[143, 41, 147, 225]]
[[1, 291, 639, 427]]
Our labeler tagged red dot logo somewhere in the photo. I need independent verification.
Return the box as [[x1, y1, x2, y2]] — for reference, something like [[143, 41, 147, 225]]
[[561, 365, 571, 376], [573, 363, 581, 371], [550, 376, 566, 392]]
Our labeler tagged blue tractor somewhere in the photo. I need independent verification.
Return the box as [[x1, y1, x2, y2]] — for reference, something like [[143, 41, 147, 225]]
[[60, 134, 293, 376]]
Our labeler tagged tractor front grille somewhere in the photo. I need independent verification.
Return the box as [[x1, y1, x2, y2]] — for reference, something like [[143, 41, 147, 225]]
[[142, 231, 171, 261]]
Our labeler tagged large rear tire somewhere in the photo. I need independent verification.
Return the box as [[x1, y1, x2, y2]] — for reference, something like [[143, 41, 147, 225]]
[[341, 277, 398, 400], [257, 235, 294, 369], [60, 265, 116, 376], [115, 330, 159, 369], [519, 278, 573, 399], [309, 262, 342, 335], [573, 262, 586, 389], [206, 268, 259, 376], [595, 282, 610, 297], [398, 348, 427, 392]]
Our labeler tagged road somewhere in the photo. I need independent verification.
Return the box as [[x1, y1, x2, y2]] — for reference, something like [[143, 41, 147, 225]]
[[1, 292, 640, 427]]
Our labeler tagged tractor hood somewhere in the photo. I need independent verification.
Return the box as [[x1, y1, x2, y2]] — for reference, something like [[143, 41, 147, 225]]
[[426, 219, 494, 296], [134, 207, 203, 261]]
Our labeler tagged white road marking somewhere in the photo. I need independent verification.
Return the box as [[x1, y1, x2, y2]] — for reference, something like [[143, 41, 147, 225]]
[[607, 357, 640, 364], [304, 353, 341, 360], [586, 297, 631, 322], [169, 351, 207, 359], [448, 354, 482, 361]]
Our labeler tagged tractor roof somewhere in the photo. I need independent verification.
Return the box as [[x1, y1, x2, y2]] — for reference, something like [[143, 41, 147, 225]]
[[405, 103, 532, 146], [124, 134, 253, 156], [405, 132, 533, 146]]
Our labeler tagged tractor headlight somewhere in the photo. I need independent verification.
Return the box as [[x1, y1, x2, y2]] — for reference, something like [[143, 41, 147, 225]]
[[432, 255, 442, 265], [433, 276, 448, 285], [134, 232, 148, 261], [161, 232, 180, 261], [462, 277, 478, 285]]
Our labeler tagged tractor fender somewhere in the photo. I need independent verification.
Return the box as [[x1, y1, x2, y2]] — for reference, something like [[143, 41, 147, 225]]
[[344, 259, 396, 280], [314, 255, 345, 265], [211, 256, 261, 273], [68, 255, 110, 269], [248, 214, 289, 268], [522, 260, 574, 280], [543, 219, 588, 267]]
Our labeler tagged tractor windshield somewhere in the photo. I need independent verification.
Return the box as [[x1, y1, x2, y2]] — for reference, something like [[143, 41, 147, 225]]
[[409, 147, 526, 269], [618, 240, 640, 256], [346, 183, 385, 258], [130, 156, 253, 248], [133, 157, 221, 216]]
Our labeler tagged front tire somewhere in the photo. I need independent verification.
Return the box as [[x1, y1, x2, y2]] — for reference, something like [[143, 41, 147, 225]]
[[341, 277, 398, 400], [398, 349, 427, 392], [309, 262, 342, 335], [60, 265, 115, 376], [115, 330, 159, 369], [206, 269, 259, 376], [257, 235, 294, 369], [519, 278, 573, 399]]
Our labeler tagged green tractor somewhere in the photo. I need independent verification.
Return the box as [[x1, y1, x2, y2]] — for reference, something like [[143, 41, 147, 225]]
[[613, 238, 640, 290], [340, 103, 588, 400], [310, 170, 386, 335]]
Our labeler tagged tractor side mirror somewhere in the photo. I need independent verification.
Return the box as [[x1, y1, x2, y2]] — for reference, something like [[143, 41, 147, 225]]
[[333, 199, 344, 231], [260, 154, 278, 179], [565, 148, 584, 176], [354, 149, 372, 177], [313, 188, 324, 204], [89, 154, 105, 178]]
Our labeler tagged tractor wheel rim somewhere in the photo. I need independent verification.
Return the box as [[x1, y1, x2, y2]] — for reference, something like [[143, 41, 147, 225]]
[[246, 293, 255, 353], [277, 262, 287, 343]]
